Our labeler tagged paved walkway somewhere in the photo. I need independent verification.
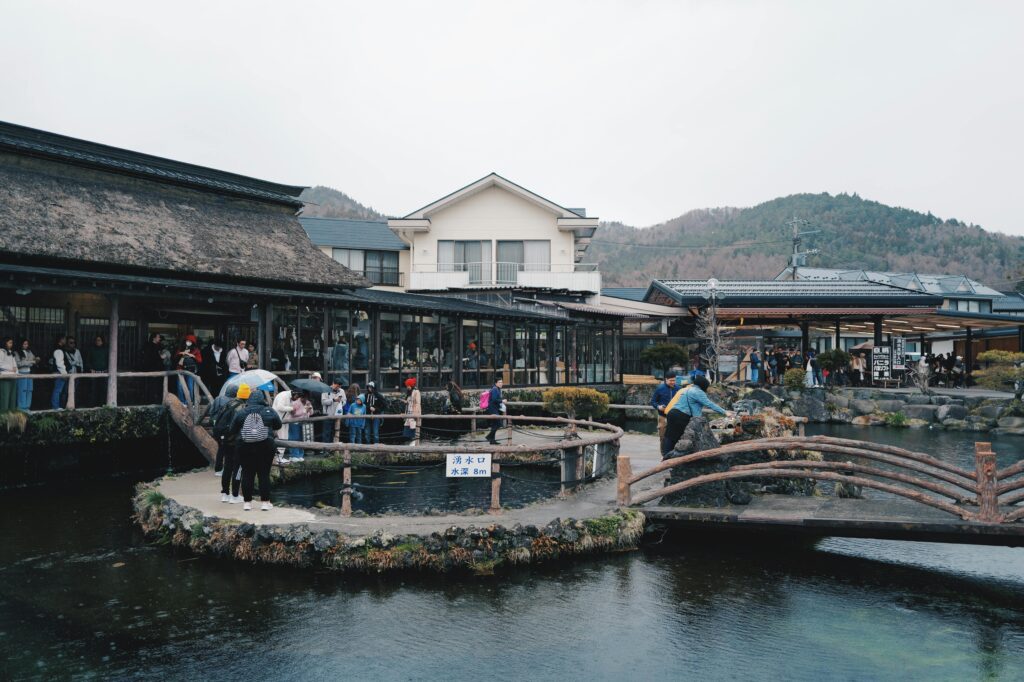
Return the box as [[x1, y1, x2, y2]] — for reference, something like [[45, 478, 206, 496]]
[[156, 431, 665, 534]]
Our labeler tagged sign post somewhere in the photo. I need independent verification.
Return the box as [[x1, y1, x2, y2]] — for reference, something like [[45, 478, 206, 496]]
[[446, 453, 492, 478], [892, 336, 906, 370], [872, 345, 892, 382]]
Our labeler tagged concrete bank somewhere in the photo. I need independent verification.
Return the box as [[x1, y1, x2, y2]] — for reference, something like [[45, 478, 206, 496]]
[[133, 433, 663, 574]]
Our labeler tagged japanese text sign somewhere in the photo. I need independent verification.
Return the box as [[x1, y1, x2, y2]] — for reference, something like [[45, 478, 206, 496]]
[[446, 453, 492, 477]]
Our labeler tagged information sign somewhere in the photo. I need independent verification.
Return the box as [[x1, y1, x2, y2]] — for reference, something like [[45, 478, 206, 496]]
[[446, 453, 492, 477], [872, 345, 892, 380], [892, 337, 906, 370]]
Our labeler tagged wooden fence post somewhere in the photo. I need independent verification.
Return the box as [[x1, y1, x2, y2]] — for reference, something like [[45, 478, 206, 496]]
[[341, 448, 352, 516], [617, 456, 633, 506], [66, 374, 76, 410], [106, 294, 119, 406], [162, 373, 168, 399], [975, 442, 1001, 522], [333, 417, 341, 443], [490, 461, 502, 514]]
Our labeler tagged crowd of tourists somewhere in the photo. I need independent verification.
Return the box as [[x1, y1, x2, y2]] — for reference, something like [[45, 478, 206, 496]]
[[918, 352, 969, 388]]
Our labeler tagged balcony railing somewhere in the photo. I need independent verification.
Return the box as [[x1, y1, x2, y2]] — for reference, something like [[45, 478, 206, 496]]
[[409, 262, 600, 293], [361, 268, 404, 287]]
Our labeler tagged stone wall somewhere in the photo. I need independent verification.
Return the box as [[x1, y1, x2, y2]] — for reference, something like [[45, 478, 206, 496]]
[[132, 483, 645, 575]]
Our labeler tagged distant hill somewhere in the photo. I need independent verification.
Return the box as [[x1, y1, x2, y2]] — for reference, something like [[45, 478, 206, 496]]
[[300, 185, 385, 220], [583, 193, 1024, 290]]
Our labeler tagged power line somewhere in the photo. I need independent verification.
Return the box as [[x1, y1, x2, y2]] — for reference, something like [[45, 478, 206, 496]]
[[589, 238, 793, 250]]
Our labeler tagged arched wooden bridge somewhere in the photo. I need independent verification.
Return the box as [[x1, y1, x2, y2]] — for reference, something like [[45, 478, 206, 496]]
[[617, 436, 1024, 546]]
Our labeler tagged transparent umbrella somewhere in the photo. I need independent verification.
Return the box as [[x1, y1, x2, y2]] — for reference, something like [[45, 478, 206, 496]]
[[220, 369, 280, 397]]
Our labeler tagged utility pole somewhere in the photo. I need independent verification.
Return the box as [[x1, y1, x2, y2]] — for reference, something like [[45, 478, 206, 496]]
[[787, 217, 820, 280]]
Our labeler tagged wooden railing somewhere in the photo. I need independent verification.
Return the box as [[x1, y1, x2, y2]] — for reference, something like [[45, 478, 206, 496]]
[[276, 413, 623, 516], [617, 435, 1024, 524], [0, 370, 215, 422]]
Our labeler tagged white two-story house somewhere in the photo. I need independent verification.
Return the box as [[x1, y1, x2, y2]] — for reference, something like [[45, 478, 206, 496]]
[[387, 173, 601, 299]]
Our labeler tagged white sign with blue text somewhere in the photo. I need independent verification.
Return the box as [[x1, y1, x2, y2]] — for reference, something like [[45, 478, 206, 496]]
[[446, 453, 492, 477]]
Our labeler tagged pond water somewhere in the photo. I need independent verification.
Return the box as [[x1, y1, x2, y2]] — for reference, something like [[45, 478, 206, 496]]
[[1, 425, 1023, 680], [273, 464, 560, 514]]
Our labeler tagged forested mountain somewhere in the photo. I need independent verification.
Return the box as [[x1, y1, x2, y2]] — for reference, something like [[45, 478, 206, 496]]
[[583, 193, 1024, 290], [300, 185, 385, 220]]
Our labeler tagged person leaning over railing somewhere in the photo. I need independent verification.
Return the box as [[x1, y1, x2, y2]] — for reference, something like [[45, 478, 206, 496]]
[[660, 375, 734, 457]]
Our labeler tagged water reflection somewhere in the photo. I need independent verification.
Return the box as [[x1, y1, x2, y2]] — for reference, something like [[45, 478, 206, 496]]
[[1, 425, 1023, 680]]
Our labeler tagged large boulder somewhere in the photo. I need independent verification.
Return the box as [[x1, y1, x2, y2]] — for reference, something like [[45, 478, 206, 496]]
[[978, 405, 1004, 419], [830, 408, 854, 423], [998, 416, 1024, 429], [875, 399, 904, 413], [827, 395, 850, 409], [941, 419, 969, 431], [903, 404, 939, 422], [850, 399, 876, 416], [936, 404, 968, 422], [788, 394, 829, 423], [852, 414, 885, 426], [746, 388, 781, 407], [906, 394, 933, 405]]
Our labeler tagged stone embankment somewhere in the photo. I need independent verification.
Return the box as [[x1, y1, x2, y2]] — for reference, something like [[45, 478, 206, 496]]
[[739, 386, 1024, 436], [132, 484, 645, 575]]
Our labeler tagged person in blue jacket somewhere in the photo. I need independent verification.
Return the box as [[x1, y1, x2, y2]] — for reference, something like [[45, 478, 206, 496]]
[[485, 378, 504, 444], [650, 373, 677, 442], [661, 375, 732, 456]]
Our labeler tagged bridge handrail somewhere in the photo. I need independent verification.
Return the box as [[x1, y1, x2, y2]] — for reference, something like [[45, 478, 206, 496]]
[[619, 437, 1022, 525], [629, 435, 977, 487]]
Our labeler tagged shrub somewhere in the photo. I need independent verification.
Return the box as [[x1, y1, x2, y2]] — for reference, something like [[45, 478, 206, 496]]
[[783, 368, 807, 392], [884, 412, 908, 427], [816, 349, 851, 373], [975, 350, 1024, 400], [542, 387, 610, 419], [639, 343, 689, 378]]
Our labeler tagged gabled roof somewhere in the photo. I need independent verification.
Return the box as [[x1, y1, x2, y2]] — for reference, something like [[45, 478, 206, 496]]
[[645, 279, 940, 308], [776, 266, 1005, 298], [0, 120, 306, 207], [299, 217, 408, 251], [399, 172, 591, 220]]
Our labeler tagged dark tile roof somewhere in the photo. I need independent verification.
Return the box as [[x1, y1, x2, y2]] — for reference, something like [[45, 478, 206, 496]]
[[349, 288, 564, 322], [0, 120, 305, 207], [601, 287, 648, 302], [994, 292, 1024, 312], [777, 266, 1005, 298], [299, 217, 408, 251], [646, 279, 940, 308]]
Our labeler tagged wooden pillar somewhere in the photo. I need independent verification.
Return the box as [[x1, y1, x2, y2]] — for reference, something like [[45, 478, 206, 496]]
[[800, 321, 809, 358], [974, 442, 999, 522], [616, 455, 632, 506], [1018, 325, 1024, 353], [872, 316, 883, 347], [833, 318, 841, 353], [261, 303, 273, 370], [965, 326, 973, 378], [919, 333, 926, 357], [489, 461, 502, 513], [341, 448, 352, 516], [106, 295, 119, 406], [322, 303, 331, 380]]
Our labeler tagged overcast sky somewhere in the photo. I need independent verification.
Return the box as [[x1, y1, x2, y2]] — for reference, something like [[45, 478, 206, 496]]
[[2, 1, 1022, 234]]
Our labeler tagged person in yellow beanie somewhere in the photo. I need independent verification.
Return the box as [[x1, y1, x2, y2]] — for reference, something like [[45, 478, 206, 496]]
[[236, 383, 251, 400]]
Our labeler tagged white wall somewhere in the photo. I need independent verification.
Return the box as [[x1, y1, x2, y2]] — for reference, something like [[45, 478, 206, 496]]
[[409, 185, 576, 270]]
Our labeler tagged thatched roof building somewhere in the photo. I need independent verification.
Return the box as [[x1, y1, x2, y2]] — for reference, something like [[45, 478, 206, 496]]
[[0, 121, 366, 290]]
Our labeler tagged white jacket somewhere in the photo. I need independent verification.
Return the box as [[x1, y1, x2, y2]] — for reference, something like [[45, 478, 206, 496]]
[[322, 388, 346, 416], [272, 390, 294, 441], [0, 349, 17, 374], [52, 348, 68, 375]]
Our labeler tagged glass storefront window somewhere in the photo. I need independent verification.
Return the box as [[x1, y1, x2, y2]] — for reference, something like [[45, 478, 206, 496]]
[[479, 320, 495, 387], [462, 319, 480, 388], [350, 309, 371, 387], [537, 327, 549, 385], [420, 315, 440, 389], [271, 305, 298, 376], [298, 307, 325, 376], [380, 312, 401, 390]]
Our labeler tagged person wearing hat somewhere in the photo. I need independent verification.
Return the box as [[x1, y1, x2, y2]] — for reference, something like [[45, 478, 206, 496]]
[[660, 375, 732, 457], [402, 377, 421, 444], [349, 394, 367, 444], [213, 384, 247, 502], [229, 385, 282, 511], [364, 381, 383, 444]]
